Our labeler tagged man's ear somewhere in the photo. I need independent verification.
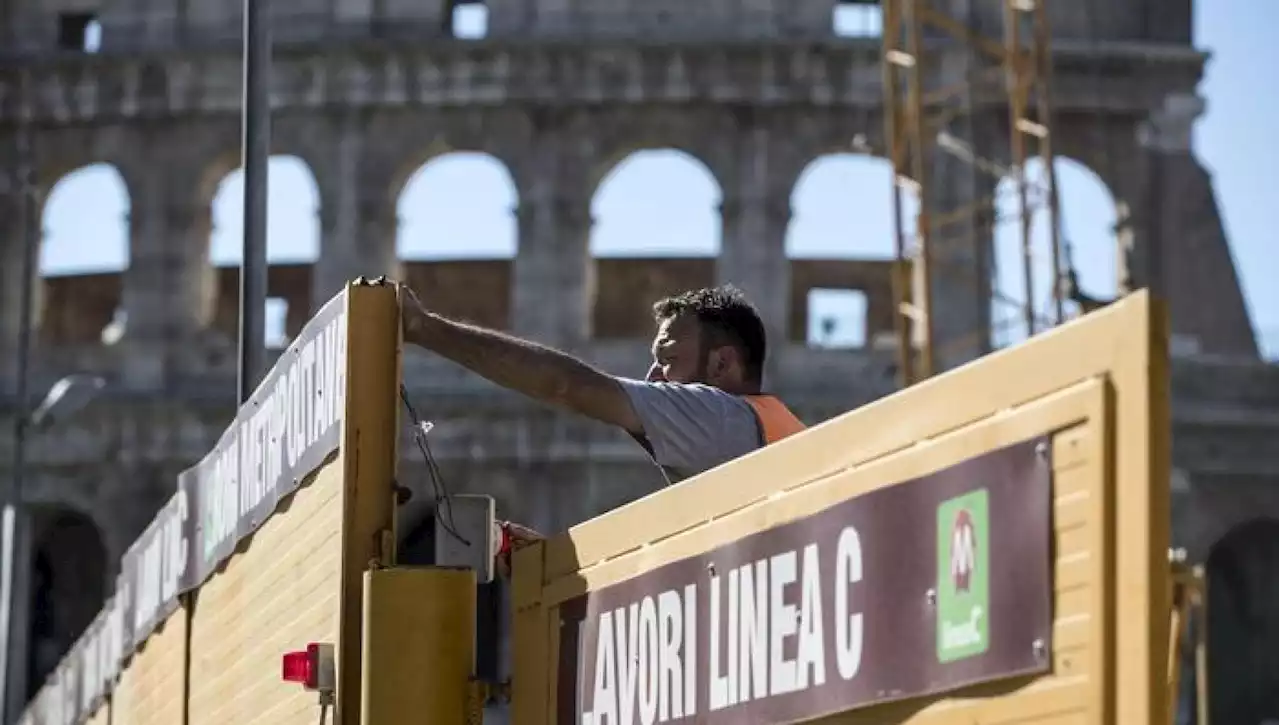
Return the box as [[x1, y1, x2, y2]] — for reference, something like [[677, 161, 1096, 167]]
[[708, 346, 734, 380]]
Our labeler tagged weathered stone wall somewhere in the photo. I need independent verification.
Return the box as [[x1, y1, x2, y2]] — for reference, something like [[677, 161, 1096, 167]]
[[0, 0, 1274, 720], [37, 257, 899, 345]]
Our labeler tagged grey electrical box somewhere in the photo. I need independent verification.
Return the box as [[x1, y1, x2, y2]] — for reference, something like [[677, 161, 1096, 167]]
[[433, 494, 496, 583]]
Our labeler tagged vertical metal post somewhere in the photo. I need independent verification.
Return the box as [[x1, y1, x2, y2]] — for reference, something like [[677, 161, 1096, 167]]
[[1, 118, 39, 725], [1031, 0, 1065, 325], [1192, 565, 1210, 725], [903, 0, 934, 379], [238, 0, 271, 404], [881, 0, 916, 387], [1003, 0, 1036, 338]]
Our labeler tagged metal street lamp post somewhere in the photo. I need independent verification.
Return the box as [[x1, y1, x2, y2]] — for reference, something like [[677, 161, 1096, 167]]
[[239, 0, 272, 404], [0, 102, 41, 725], [0, 373, 107, 724], [0, 102, 109, 725]]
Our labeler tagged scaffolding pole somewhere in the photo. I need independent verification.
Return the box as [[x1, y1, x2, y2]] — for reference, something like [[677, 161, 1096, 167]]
[[1168, 549, 1210, 725], [881, 0, 936, 385], [1030, 0, 1066, 326], [880, 0, 919, 386], [881, 0, 1065, 385]]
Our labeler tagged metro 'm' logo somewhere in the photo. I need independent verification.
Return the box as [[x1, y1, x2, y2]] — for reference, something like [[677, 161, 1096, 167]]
[[950, 509, 977, 593], [936, 488, 991, 663]]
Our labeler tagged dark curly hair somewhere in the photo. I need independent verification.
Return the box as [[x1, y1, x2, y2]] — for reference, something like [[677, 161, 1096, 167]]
[[652, 285, 766, 386]]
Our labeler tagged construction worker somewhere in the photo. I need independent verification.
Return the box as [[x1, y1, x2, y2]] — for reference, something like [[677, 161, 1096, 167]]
[[399, 283, 806, 485]]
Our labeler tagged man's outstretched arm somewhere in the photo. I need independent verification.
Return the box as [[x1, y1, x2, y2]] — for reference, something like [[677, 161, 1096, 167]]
[[402, 293, 643, 433]]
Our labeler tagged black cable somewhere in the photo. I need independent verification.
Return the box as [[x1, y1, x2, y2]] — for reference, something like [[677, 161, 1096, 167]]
[[399, 384, 471, 547]]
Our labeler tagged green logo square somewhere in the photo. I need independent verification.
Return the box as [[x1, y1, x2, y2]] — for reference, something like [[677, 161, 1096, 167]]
[[936, 488, 990, 663]]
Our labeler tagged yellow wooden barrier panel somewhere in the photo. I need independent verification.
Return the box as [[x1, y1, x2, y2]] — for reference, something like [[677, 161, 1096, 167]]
[[516, 292, 1170, 725], [18, 280, 403, 725]]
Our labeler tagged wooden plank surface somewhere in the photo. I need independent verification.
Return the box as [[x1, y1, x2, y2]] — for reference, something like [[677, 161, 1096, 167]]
[[185, 463, 344, 725]]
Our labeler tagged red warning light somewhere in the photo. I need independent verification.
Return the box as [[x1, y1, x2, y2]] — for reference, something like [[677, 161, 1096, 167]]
[[282, 643, 334, 692]]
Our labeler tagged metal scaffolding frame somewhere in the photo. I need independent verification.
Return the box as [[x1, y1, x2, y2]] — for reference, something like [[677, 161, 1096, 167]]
[[1168, 548, 1210, 725], [881, 0, 1065, 386]]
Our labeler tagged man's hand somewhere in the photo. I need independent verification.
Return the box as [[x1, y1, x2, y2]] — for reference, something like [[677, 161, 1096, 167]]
[[399, 284, 431, 345], [495, 521, 545, 580]]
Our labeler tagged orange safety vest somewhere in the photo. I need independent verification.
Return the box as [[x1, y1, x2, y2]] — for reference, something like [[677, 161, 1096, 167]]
[[743, 395, 807, 445]]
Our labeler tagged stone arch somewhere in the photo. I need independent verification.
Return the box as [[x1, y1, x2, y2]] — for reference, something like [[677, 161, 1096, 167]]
[[1197, 518, 1278, 725], [393, 151, 520, 332], [786, 153, 915, 350], [37, 163, 131, 346], [992, 155, 1121, 347], [397, 152, 519, 261], [591, 149, 722, 257], [385, 113, 530, 206], [25, 506, 109, 701], [206, 155, 322, 348], [585, 108, 735, 195], [589, 149, 722, 339]]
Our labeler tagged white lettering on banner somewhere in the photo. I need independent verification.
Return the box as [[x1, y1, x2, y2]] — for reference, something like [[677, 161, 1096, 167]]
[[582, 584, 698, 725], [80, 634, 97, 714], [941, 607, 985, 650], [796, 543, 826, 690], [57, 663, 73, 723], [204, 439, 239, 563], [132, 537, 158, 635], [161, 490, 189, 603], [131, 493, 186, 638], [589, 526, 867, 722], [739, 560, 768, 704], [104, 581, 127, 682], [302, 336, 317, 451], [77, 608, 116, 715], [834, 526, 864, 680], [287, 359, 303, 469], [200, 305, 347, 570]]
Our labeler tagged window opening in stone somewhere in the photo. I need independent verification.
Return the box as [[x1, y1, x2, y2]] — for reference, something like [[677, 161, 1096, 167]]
[[57, 13, 100, 52], [787, 153, 907, 261], [83, 18, 102, 52], [209, 155, 320, 267], [991, 156, 1118, 348], [41, 164, 130, 346], [590, 149, 722, 258], [590, 149, 721, 339], [396, 152, 518, 334], [806, 288, 868, 348], [42, 164, 130, 274], [448, 0, 489, 39], [209, 155, 319, 340], [397, 152, 517, 260], [833, 1, 883, 38], [265, 297, 289, 348]]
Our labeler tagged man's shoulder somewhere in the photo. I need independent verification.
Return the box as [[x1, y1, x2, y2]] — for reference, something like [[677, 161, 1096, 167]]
[[615, 378, 754, 410], [614, 378, 763, 479]]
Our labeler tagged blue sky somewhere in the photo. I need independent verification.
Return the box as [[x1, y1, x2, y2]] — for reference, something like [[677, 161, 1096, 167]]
[[39, 3, 1278, 355]]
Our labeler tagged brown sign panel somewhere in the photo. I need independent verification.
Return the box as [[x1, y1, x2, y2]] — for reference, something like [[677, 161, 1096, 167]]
[[557, 436, 1053, 725]]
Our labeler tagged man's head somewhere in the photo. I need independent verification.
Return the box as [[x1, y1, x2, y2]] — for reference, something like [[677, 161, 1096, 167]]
[[646, 285, 766, 393]]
